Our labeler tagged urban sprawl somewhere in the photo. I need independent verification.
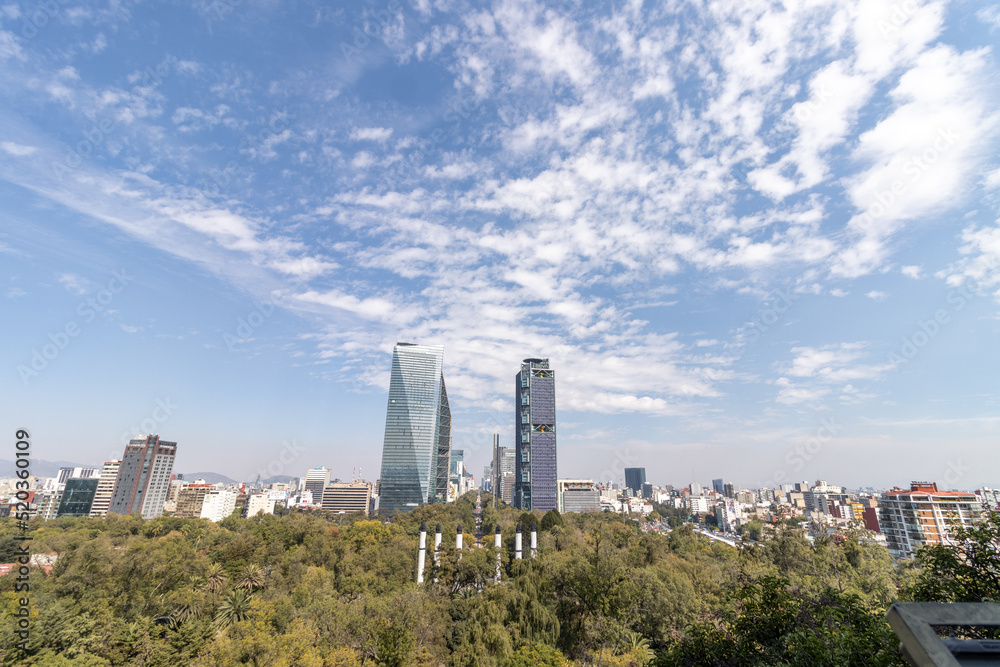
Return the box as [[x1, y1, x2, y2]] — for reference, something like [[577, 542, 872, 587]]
[[6, 343, 996, 566]]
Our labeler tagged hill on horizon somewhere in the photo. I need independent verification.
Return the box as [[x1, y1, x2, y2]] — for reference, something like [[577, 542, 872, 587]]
[[179, 472, 237, 485], [0, 459, 99, 479]]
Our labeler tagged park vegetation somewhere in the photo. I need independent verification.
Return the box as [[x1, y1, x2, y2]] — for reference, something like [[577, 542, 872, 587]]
[[0, 495, 995, 666]]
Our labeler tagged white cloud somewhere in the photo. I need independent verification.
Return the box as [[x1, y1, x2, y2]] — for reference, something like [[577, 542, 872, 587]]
[[0, 29, 24, 61], [349, 127, 393, 142], [58, 273, 90, 295], [866, 290, 889, 300], [943, 221, 1000, 295], [1, 141, 37, 156], [977, 5, 1000, 31], [775, 342, 892, 404], [835, 44, 999, 277], [830, 288, 849, 297], [901, 265, 922, 279]]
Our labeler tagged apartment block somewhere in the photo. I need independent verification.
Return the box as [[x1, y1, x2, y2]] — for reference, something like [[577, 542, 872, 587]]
[[878, 481, 984, 559]]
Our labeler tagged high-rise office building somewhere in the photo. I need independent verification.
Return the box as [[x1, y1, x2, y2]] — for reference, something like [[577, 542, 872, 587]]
[[625, 468, 647, 495], [304, 467, 332, 505], [88, 460, 122, 517], [56, 478, 99, 517], [500, 448, 515, 505], [449, 449, 465, 500], [723, 482, 735, 499], [108, 435, 176, 519], [490, 438, 517, 506], [712, 478, 725, 495], [515, 358, 557, 511], [378, 343, 452, 514]]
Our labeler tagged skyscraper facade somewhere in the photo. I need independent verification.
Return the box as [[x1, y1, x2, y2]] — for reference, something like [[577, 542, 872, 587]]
[[515, 358, 557, 511], [56, 478, 100, 517], [490, 439, 517, 506], [304, 467, 332, 505], [108, 434, 176, 519], [88, 459, 121, 517], [378, 343, 452, 514], [624, 468, 647, 494]]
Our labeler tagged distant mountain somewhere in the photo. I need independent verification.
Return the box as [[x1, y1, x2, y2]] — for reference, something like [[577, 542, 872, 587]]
[[179, 472, 237, 485], [0, 459, 99, 479], [262, 475, 298, 485]]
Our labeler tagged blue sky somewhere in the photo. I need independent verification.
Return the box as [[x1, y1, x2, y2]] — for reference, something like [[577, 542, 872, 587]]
[[2, 0, 999, 491]]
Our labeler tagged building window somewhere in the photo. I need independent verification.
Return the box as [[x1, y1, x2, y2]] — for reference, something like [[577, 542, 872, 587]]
[[532, 424, 554, 433]]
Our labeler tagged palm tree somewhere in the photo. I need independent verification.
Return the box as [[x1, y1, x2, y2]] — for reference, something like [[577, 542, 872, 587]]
[[213, 590, 252, 630], [236, 563, 266, 593], [205, 563, 228, 594], [627, 632, 655, 665]]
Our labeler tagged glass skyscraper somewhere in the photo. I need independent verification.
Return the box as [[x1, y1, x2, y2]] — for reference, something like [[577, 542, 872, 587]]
[[378, 343, 452, 514], [56, 478, 100, 517], [625, 467, 647, 494], [515, 358, 557, 511]]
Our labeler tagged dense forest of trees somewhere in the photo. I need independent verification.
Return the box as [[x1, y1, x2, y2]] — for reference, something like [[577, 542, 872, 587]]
[[0, 495, 996, 666]]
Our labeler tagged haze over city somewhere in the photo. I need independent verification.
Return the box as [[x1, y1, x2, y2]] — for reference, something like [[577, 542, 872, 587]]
[[2, 0, 1000, 490]]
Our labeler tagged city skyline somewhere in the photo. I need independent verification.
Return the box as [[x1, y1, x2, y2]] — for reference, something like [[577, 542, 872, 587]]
[[2, 1, 999, 490]]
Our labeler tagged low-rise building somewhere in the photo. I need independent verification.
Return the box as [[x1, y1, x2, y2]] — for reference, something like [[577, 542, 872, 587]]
[[245, 493, 276, 517], [687, 495, 711, 514], [558, 479, 600, 513], [175, 484, 215, 518], [321, 482, 373, 515]]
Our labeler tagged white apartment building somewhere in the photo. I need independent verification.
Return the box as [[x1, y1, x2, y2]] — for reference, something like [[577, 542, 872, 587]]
[[200, 489, 238, 522]]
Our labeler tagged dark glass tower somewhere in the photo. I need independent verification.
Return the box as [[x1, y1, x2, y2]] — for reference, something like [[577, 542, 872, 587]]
[[378, 343, 451, 514], [56, 478, 100, 517], [515, 358, 557, 511], [625, 467, 647, 494]]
